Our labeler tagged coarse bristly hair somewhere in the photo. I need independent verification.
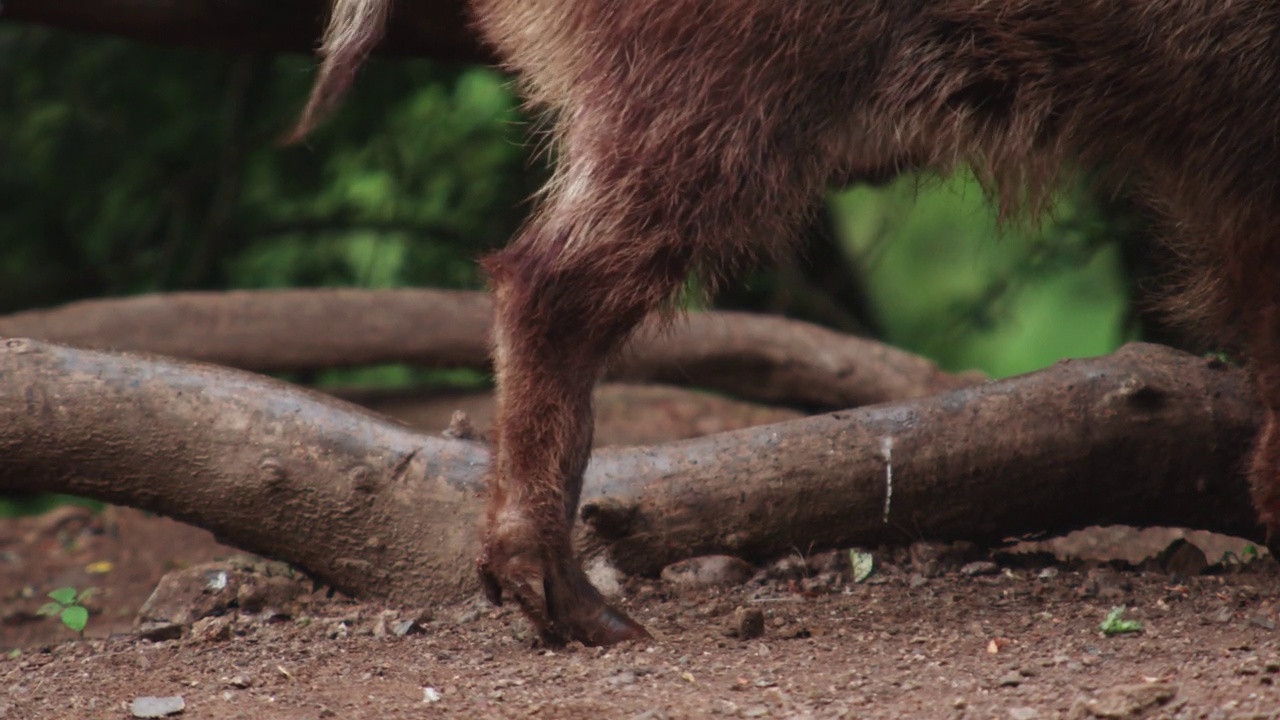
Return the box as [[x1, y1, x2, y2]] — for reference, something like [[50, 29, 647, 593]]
[[297, 0, 1280, 645]]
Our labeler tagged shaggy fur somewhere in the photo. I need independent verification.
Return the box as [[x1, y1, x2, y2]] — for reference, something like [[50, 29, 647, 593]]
[[299, 0, 1280, 645]]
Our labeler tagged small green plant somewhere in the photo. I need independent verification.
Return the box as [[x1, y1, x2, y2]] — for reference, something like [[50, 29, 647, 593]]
[[1219, 544, 1261, 567], [36, 586, 96, 635], [1099, 606, 1143, 636]]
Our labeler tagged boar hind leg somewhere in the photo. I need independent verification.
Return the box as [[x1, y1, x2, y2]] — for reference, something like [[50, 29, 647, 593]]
[[476, 118, 830, 645]]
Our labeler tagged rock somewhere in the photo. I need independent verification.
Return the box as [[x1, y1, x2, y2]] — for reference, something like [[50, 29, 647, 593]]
[[236, 573, 306, 616], [130, 696, 185, 718], [189, 616, 233, 643], [808, 549, 849, 575], [138, 559, 309, 628], [998, 671, 1024, 687], [393, 619, 426, 637], [1071, 683, 1178, 719], [607, 671, 638, 686], [1009, 708, 1039, 720], [137, 564, 239, 627], [661, 556, 754, 590], [135, 622, 183, 643], [909, 541, 980, 577], [763, 554, 809, 581], [1152, 539, 1209, 578], [585, 555, 625, 598], [1077, 569, 1132, 601], [960, 561, 1001, 577], [727, 607, 766, 640]]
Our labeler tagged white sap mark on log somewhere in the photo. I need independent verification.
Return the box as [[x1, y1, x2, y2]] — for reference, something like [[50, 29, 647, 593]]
[[880, 436, 895, 523]]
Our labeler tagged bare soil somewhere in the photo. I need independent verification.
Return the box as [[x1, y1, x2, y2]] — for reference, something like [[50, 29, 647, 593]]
[[3, 396, 1279, 719], [2, 505, 1280, 720]]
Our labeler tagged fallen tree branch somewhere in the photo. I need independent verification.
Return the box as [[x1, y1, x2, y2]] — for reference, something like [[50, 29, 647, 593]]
[[0, 289, 977, 409], [0, 338, 1262, 605], [2, 0, 495, 65], [340, 384, 804, 448]]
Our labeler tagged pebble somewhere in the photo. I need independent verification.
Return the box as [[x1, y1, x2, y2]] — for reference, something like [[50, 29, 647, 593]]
[[998, 671, 1024, 687], [130, 696, 185, 718], [660, 555, 754, 590], [728, 607, 765, 640], [607, 671, 638, 686], [190, 615, 233, 643], [1009, 707, 1039, 720], [1071, 683, 1178, 719], [960, 561, 1001, 577], [136, 622, 183, 643]]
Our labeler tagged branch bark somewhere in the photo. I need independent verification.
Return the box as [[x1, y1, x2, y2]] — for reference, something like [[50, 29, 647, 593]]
[[0, 289, 977, 409], [0, 338, 1262, 605], [341, 384, 804, 448], [2, 0, 495, 64]]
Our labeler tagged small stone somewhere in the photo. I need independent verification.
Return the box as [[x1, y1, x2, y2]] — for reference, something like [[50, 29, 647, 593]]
[[607, 671, 638, 686], [961, 561, 1001, 577], [393, 620, 426, 637], [371, 610, 396, 637], [661, 555, 754, 590], [741, 705, 770, 718], [1009, 708, 1039, 720], [442, 410, 477, 440], [998, 671, 1024, 687], [1037, 568, 1060, 579], [1073, 683, 1178, 718], [585, 556, 625, 598], [189, 616, 233, 643], [136, 622, 183, 643], [727, 607, 765, 640], [130, 696, 185, 718], [909, 540, 978, 577], [761, 687, 787, 705], [1154, 539, 1209, 578], [226, 674, 251, 689], [1085, 569, 1133, 601], [765, 555, 809, 581]]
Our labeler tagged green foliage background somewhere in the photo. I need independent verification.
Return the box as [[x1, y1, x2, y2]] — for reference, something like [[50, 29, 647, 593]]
[[0, 27, 1144, 514]]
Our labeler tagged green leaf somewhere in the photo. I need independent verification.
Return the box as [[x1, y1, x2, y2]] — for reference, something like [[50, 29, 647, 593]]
[[60, 605, 89, 633], [47, 587, 77, 605], [36, 602, 62, 617], [849, 549, 875, 583], [1099, 607, 1143, 636]]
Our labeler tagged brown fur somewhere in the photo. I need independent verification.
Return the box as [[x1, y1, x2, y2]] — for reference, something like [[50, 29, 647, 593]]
[[299, 0, 1280, 644]]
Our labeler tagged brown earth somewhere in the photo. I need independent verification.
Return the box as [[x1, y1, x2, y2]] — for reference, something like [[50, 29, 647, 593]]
[[4, 504, 1279, 719], [3, 390, 1280, 719]]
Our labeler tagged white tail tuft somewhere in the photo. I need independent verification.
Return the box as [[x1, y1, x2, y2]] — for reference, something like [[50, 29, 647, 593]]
[[286, 0, 394, 143]]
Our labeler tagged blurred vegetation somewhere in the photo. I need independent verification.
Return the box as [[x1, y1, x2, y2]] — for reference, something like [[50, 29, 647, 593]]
[[1, 27, 1160, 515]]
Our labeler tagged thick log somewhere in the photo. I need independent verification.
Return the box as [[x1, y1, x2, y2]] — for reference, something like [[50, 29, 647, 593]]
[[0, 289, 977, 409], [0, 338, 1262, 604]]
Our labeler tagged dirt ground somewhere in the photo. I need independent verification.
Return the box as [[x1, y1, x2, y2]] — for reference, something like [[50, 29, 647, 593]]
[[4, 389, 1280, 719], [3, 504, 1279, 720]]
